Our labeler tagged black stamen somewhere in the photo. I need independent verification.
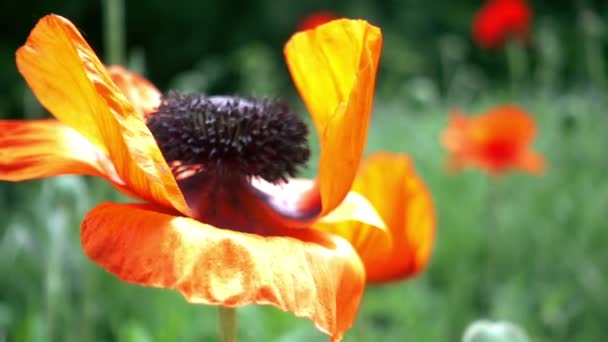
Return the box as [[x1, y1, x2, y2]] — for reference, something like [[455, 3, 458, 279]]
[[146, 92, 310, 183]]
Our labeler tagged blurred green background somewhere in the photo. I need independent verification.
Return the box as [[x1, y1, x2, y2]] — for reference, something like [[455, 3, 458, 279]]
[[1, 0, 608, 341]]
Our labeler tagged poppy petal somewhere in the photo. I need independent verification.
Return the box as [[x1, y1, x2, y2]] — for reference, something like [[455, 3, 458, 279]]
[[81, 202, 365, 341], [318, 190, 388, 230], [0, 119, 123, 186], [298, 11, 339, 31], [107, 65, 161, 118], [441, 111, 469, 151], [442, 106, 544, 175], [315, 153, 435, 283], [251, 178, 387, 230], [284, 19, 382, 216], [16, 14, 188, 214], [441, 112, 470, 172], [517, 150, 545, 175], [473, 0, 531, 49], [474, 106, 536, 145]]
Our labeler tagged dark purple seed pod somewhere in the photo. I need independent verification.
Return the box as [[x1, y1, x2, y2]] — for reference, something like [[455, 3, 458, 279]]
[[146, 92, 310, 183]]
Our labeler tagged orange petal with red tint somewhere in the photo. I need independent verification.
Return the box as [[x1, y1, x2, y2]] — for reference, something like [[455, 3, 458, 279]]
[[107, 65, 161, 118], [315, 152, 435, 283], [81, 202, 365, 341], [441, 112, 470, 172], [284, 19, 382, 216], [441, 111, 469, 152], [517, 150, 545, 175], [16, 14, 188, 214], [0, 119, 123, 185], [441, 106, 545, 176], [472, 106, 536, 146]]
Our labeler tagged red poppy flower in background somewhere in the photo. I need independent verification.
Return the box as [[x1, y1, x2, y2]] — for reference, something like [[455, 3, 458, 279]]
[[472, 0, 532, 49], [441, 105, 545, 176], [298, 11, 338, 31], [0, 14, 435, 341]]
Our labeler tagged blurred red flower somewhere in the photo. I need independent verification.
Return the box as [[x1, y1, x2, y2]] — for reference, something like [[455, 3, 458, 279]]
[[441, 105, 545, 176], [298, 11, 338, 31], [472, 0, 532, 49]]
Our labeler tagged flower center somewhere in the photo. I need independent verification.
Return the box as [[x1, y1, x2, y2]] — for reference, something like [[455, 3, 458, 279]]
[[147, 92, 317, 233], [147, 91, 310, 183]]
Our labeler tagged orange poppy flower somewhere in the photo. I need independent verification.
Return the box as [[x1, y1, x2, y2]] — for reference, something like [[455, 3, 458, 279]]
[[441, 105, 545, 176], [0, 14, 435, 341], [472, 0, 532, 49], [298, 11, 338, 31], [314, 152, 435, 283]]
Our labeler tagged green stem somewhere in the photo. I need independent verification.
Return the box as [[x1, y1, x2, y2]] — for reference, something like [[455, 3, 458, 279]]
[[581, 9, 606, 89], [103, 0, 126, 65], [218, 307, 237, 342], [505, 38, 527, 98], [479, 176, 501, 316]]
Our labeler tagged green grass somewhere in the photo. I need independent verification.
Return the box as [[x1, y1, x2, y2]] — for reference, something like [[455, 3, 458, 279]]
[[1, 88, 607, 341]]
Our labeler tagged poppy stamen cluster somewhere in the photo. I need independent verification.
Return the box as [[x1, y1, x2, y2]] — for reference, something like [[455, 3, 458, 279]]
[[146, 92, 310, 183]]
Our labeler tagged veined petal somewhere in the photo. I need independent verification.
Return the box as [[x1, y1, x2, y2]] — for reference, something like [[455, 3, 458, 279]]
[[315, 152, 435, 283], [0, 119, 123, 186], [16, 14, 188, 214], [81, 202, 365, 341], [285, 19, 382, 216], [107, 65, 161, 118]]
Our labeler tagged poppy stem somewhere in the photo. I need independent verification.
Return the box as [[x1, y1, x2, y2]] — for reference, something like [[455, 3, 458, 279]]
[[580, 8, 606, 89], [505, 38, 526, 98], [479, 176, 501, 315], [218, 307, 237, 342], [103, 0, 126, 66]]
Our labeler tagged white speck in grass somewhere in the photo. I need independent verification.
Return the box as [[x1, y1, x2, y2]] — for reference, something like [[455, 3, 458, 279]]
[[462, 319, 530, 342]]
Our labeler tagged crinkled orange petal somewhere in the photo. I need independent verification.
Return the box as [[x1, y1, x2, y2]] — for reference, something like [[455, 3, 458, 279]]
[[315, 152, 435, 283], [16, 14, 188, 215], [0, 119, 122, 185], [284, 19, 382, 216], [81, 202, 365, 341], [107, 65, 161, 118]]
